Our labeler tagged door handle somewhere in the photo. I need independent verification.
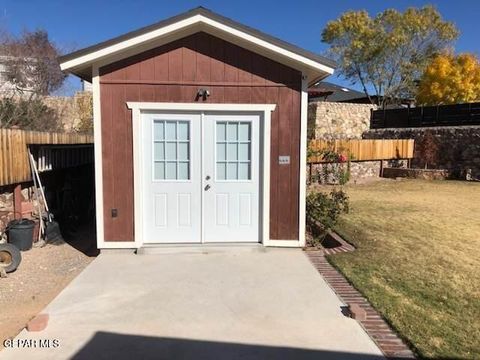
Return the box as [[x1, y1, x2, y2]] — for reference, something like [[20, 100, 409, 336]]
[[204, 184, 211, 191]]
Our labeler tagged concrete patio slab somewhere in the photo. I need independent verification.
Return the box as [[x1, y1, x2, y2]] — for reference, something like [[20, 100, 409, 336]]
[[0, 247, 384, 359]]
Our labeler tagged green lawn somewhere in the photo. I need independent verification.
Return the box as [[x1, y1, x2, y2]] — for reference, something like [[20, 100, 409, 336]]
[[326, 179, 480, 359]]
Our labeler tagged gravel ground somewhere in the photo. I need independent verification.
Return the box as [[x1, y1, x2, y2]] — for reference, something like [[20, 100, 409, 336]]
[[0, 226, 96, 347]]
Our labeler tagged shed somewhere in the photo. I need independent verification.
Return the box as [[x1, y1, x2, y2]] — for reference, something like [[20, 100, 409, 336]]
[[60, 7, 335, 249]]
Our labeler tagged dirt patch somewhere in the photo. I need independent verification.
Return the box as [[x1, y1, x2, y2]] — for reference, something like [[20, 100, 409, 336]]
[[0, 227, 95, 347]]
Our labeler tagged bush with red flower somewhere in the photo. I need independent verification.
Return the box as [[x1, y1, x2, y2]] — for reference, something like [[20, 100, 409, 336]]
[[306, 143, 350, 248]]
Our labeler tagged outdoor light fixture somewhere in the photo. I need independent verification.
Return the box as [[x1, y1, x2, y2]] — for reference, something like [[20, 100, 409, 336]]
[[196, 88, 210, 101]]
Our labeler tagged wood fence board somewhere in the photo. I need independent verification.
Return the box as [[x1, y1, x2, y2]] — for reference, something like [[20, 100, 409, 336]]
[[0, 130, 94, 186], [308, 139, 414, 163]]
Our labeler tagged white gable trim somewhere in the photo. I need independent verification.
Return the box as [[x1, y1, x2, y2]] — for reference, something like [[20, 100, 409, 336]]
[[200, 16, 334, 74], [60, 14, 334, 76]]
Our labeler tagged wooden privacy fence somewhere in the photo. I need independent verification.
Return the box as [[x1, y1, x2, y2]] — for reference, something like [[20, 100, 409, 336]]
[[308, 139, 414, 163], [0, 129, 94, 186]]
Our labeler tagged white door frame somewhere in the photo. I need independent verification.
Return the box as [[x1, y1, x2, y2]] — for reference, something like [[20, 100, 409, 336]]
[[127, 102, 276, 247]]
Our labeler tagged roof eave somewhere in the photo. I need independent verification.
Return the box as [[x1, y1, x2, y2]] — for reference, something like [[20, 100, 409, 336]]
[[59, 7, 335, 82]]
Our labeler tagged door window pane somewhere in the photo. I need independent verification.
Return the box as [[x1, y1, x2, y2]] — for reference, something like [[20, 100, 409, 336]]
[[178, 142, 189, 160], [166, 162, 177, 180], [216, 143, 226, 161], [178, 162, 189, 180], [153, 120, 190, 180], [227, 163, 237, 179], [154, 162, 165, 179], [238, 162, 250, 180], [227, 123, 238, 141], [216, 162, 226, 180], [238, 143, 249, 161], [227, 143, 237, 161], [216, 121, 251, 181], [165, 142, 176, 160], [166, 122, 176, 140], [154, 121, 164, 141], [216, 123, 226, 141], [238, 123, 250, 141], [177, 122, 189, 140], [154, 142, 164, 160]]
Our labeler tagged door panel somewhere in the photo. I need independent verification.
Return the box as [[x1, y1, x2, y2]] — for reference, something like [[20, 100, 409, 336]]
[[142, 111, 261, 244], [143, 113, 201, 243], [203, 114, 260, 243]]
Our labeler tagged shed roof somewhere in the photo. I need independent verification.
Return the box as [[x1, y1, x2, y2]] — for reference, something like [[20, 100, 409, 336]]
[[59, 7, 335, 84]]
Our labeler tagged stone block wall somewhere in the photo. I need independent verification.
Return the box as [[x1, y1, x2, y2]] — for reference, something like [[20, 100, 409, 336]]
[[308, 160, 409, 184], [308, 101, 382, 182], [0, 187, 32, 233], [308, 101, 376, 140], [308, 161, 381, 183], [43, 91, 92, 132], [382, 168, 449, 180], [0, 192, 14, 234], [364, 126, 480, 178]]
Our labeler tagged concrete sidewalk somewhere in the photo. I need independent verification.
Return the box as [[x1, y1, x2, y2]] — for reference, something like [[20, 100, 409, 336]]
[[0, 247, 384, 359]]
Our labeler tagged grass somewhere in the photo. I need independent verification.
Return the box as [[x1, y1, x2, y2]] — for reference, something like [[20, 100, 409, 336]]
[[324, 179, 480, 359]]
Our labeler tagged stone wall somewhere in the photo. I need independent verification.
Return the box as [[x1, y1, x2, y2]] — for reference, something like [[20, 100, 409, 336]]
[[308, 101, 380, 182], [308, 101, 376, 140], [383, 168, 449, 180], [364, 126, 480, 178], [0, 191, 14, 234], [308, 160, 409, 184], [0, 187, 32, 233], [43, 91, 92, 132]]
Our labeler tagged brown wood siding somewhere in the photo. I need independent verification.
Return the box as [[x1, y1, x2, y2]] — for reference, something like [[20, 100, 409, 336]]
[[100, 32, 301, 242]]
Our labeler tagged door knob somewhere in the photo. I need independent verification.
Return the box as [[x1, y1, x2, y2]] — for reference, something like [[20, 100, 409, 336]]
[[204, 184, 211, 191], [206, 175, 211, 180]]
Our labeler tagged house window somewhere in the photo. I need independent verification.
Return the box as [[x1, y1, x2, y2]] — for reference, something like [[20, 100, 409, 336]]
[[153, 120, 190, 180], [216, 121, 251, 180]]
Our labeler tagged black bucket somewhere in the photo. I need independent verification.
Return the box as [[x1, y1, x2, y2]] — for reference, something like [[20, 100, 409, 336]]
[[8, 219, 35, 251]]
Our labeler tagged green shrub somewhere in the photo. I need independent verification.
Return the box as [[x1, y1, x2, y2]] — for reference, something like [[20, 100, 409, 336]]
[[306, 188, 349, 247], [0, 97, 60, 131], [308, 144, 351, 185]]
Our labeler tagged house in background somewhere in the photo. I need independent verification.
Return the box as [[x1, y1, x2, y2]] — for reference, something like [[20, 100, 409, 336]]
[[59, 7, 335, 249], [308, 81, 369, 103], [81, 80, 93, 92], [309, 81, 415, 107], [0, 55, 36, 96]]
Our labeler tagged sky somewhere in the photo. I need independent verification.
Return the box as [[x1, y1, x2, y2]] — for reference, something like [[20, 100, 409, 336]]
[[1, 0, 478, 95]]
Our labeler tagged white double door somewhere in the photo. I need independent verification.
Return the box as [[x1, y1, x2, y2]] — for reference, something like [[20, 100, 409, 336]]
[[142, 112, 260, 244]]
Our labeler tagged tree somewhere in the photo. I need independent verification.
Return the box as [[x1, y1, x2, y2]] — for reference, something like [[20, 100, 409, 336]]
[[0, 97, 60, 131], [2, 30, 66, 95], [322, 6, 458, 107], [415, 131, 440, 169], [0, 29, 66, 131], [416, 53, 480, 105]]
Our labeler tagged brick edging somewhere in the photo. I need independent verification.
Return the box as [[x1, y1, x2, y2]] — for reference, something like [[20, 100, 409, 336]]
[[305, 251, 416, 359]]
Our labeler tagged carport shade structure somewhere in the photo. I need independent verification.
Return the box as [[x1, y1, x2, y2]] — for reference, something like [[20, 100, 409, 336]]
[[59, 6, 336, 249]]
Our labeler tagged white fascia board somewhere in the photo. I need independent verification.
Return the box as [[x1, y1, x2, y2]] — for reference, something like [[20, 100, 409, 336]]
[[200, 16, 334, 75], [60, 14, 334, 76], [60, 15, 203, 71]]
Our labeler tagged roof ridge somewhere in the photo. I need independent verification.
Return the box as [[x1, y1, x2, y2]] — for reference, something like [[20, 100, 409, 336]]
[[59, 7, 336, 69]]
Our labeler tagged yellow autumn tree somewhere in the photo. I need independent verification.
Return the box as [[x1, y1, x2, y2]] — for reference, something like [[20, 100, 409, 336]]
[[416, 53, 480, 105]]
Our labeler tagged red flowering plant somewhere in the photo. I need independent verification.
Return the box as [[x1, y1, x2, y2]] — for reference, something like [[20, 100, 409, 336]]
[[338, 153, 348, 163], [306, 143, 350, 248], [307, 145, 351, 185]]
